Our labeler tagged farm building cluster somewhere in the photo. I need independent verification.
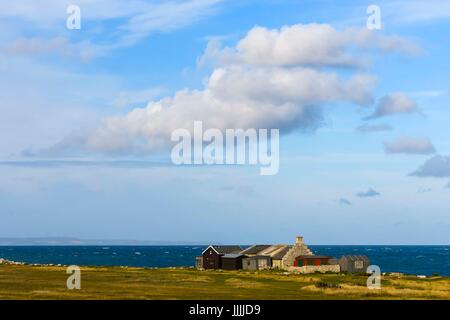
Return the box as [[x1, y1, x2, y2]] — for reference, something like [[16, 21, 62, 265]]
[[195, 236, 370, 274]]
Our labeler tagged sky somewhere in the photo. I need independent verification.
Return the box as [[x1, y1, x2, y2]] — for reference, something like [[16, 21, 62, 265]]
[[0, 0, 450, 244]]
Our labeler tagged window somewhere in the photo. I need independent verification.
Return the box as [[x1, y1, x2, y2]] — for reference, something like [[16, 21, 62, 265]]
[[355, 261, 364, 269]]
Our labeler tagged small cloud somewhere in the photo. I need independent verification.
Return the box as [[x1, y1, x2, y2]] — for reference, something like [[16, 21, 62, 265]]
[[417, 187, 432, 193], [364, 92, 421, 120], [356, 188, 380, 198], [21, 131, 89, 158], [4, 37, 100, 61], [356, 123, 393, 133], [0, 160, 170, 169], [412, 90, 449, 98], [383, 137, 436, 155], [393, 220, 415, 227], [338, 198, 352, 206], [410, 155, 450, 177], [220, 186, 235, 192], [220, 185, 255, 197], [111, 87, 166, 108]]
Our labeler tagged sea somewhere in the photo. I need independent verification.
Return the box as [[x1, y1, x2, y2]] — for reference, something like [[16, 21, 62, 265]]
[[1, 245, 450, 276]]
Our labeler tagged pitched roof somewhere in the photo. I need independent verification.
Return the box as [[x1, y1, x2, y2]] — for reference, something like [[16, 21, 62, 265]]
[[271, 246, 292, 260], [240, 245, 272, 255], [222, 253, 246, 259], [260, 245, 290, 256], [243, 255, 271, 260], [340, 255, 369, 261], [202, 245, 243, 255], [296, 255, 330, 259]]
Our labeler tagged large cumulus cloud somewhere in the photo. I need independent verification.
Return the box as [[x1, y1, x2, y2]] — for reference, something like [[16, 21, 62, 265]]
[[86, 66, 375, 153], [38, 23, 419, 155], [200, 24, 419, 67]]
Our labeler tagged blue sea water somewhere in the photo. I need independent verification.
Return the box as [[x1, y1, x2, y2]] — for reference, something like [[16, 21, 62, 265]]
[[1, 245, 450, 276]]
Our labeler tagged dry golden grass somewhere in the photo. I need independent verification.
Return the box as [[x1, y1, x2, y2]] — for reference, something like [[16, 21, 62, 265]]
[[0, 264, 449, 300]]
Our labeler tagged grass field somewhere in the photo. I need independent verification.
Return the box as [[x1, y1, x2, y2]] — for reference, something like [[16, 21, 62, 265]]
[[1, 264, 449, 299]]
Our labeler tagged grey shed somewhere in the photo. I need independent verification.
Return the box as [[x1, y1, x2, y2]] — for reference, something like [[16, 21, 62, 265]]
[[338, 255, 370, 273], [242, 256, 272, 271], [195, 256, 203, 269]]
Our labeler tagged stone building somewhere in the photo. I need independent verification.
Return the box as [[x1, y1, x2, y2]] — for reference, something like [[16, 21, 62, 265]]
[[239, 236, 315, 269], [197, 236, 341, 274]]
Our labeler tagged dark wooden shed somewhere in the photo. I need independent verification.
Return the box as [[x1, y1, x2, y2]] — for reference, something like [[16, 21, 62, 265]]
[[202, 245, 243, 269], [338, 255, 370, 273], [221, 254, 246, 270]]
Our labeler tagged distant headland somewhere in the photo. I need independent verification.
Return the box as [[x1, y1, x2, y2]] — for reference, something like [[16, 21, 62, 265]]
[[0, 237, 208, 246]]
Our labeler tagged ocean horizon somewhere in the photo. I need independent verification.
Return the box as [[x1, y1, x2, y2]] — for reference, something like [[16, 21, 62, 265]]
[[1, 245, 449, 277]]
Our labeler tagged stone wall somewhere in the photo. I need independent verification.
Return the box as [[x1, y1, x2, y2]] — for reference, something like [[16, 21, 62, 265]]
[[281, 237, 314, 268], [285, 264, 340, 274]]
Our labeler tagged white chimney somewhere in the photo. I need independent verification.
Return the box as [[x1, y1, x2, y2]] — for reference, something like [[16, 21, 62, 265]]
[[295, 236, 303, 245]]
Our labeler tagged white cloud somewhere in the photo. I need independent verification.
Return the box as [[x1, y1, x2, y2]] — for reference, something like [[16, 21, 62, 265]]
[[0, 0, 221, 28], [338, 198, 352, 206], [199, 24, 420, 67], [120, 0, 223, 45], [365, 92, 421, 120], [356, 123, 393, 133], [0, 55, 123, 157], [417, 187, 432, 193], [383, 0, 450, 24], [38, 23, 418, 155], [111, 87, 167, 108], [85, 66, 375, 154], [4, 37, 99, 61], [410, 155, 450, 177], [412, 89, 449, 98], [356, 188, 380, 198], [0, 0, 223, 59], [383, 137, 436, 155]]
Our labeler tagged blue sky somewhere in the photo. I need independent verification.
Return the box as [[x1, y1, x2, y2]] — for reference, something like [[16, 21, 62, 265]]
[[1, 0, 450, 244]]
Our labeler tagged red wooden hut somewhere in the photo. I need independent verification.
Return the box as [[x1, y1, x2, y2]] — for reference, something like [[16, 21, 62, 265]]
[[294, 255, 331, 267]]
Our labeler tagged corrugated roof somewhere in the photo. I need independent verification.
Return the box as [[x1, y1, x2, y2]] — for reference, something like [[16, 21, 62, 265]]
[[260, 245, 290, 256], [340, 255, 369, 261], [243, 255, 271, 260], [296, 255, 329, 259], [222, 253, 246, 259], [207, 245, 243, 255], [271, 246, 291, 260], [240, 245, 272, 255]]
